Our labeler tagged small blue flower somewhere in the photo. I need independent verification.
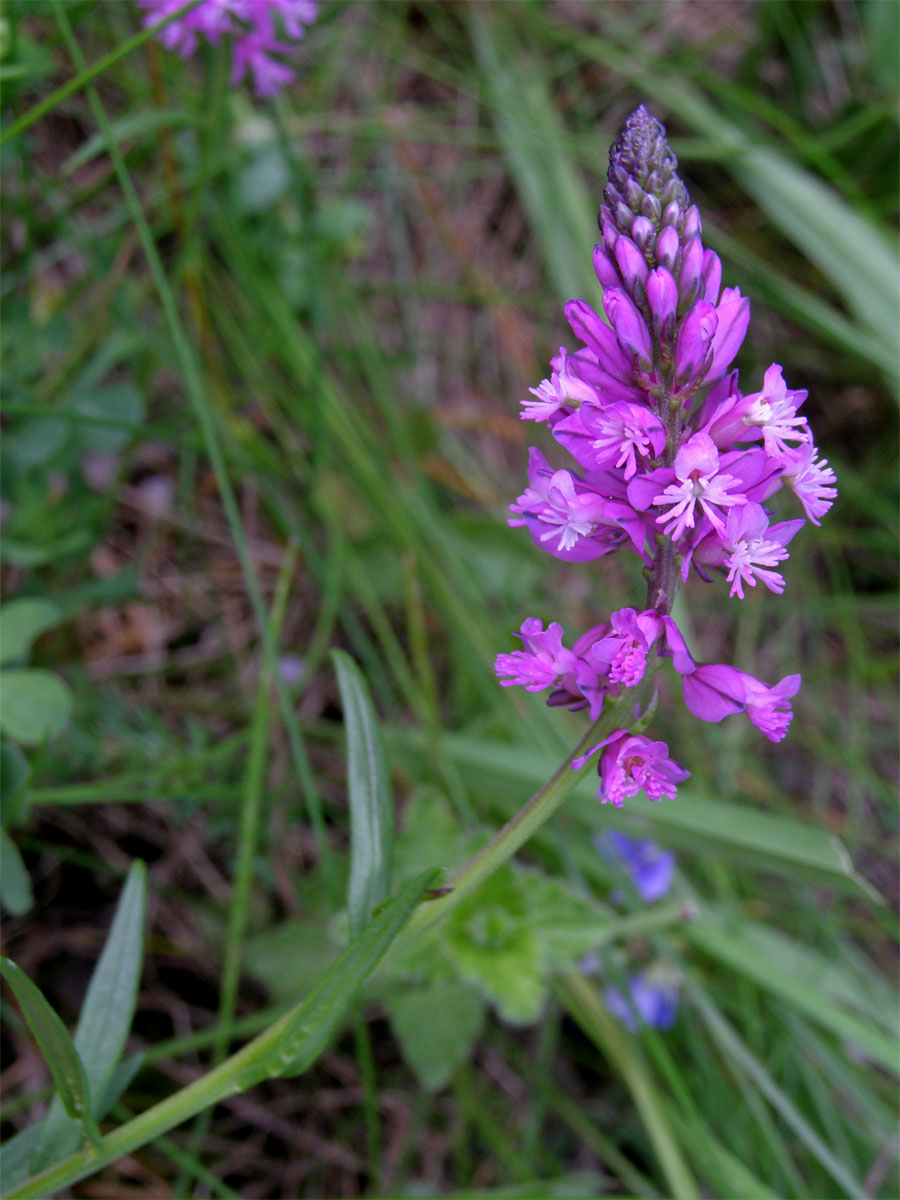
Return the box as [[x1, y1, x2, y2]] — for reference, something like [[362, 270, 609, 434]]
[[595, 832, 675, 903], [605, 973, 679, 1031]]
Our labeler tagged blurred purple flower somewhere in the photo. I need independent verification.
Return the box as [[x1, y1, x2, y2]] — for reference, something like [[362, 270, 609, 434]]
[[605, 973, 679, 1031], [140, 0, 317, 97], [596, 832, 675, 903]]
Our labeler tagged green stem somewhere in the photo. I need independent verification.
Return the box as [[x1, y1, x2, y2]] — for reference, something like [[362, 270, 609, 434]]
[[0, 0, 207, 148], [384, 675, 656, 963]]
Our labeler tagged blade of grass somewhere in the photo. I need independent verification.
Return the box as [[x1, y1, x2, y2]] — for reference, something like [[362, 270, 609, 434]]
[[556, 971, 699, 1200], [0, 0, 206, 148]]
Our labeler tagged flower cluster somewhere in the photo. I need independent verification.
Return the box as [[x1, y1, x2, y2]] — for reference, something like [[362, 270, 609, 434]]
[[140, 0, 318, 97], [496, 106, 836, 804]]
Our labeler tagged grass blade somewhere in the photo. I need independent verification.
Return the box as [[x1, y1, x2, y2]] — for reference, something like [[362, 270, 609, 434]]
[[332, 650, 394, 937], [557, 972, 699, 1200]]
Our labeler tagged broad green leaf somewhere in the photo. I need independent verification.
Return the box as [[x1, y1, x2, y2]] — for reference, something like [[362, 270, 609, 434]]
[[688, 916, 898, 1073], [245, 920, 339, 1006], [0, 669, 73, 746], [0, 598, 62, 665], [397, 730, 870, 893], [0, 740, 31, 828], [0, 959, 101, 1147], [391, 787, 468, 887], [386, 980, 486, 1090], [448, 925, 545, 1025], [444, 867, 546, 1025], [332, 650, 394, 937], [30, 861, 147, 1173], [245, 867, 440, 1085], [0, 827, 33, 915], [71, 384, 145, 454]]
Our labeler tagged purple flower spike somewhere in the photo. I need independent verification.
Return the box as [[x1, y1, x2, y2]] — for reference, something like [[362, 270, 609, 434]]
[[497, 105, 835, 804]]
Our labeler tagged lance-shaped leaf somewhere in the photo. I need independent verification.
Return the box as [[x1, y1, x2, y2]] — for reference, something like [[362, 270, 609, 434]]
[[244, 868, 439, 1086], [30, 860, 147, 1173], [332, 650, 394, 938], [0, 959, 101, 1148]]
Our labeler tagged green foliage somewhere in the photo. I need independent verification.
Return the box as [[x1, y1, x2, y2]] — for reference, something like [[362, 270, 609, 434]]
[[1, 0, 897, 1195]]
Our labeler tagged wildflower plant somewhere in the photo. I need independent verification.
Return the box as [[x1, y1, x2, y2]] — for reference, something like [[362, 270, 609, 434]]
[[496, 105, 836, 806], [140, 0, 318, 96]]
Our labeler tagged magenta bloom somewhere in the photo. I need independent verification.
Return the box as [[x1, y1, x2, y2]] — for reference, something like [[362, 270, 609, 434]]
[[682, 664, 801, 742], [781, 443, 838, 525], [140, 0, 317, 97], [649, 433, 746, 540], [573, 731, 690, 806]]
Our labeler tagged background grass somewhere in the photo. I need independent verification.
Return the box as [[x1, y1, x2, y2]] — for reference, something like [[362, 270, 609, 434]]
[[1, 1, 898, 1197]]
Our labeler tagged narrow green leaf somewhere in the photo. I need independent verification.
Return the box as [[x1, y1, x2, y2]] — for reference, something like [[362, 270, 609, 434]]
[[687, 916, 898, 1073], [0, 669, 73, 746], [30, 861, 147, 1172], [690, 987, 869, 1200], [2, 871, 440, 1200], [0, 828, 33, 916], [0, 959, 101, 1147], [258, 867, 440, 1084], [332, 650, 394, 937], [61, 109, 201, 175], [0, 599, 62, 666], [0, 1126, 45, 1196]]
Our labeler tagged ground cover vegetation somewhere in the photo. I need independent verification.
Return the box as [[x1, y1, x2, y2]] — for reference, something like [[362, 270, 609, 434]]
[[0, 1, 898, 1197]]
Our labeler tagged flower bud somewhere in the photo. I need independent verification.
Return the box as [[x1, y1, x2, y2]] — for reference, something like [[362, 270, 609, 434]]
[[630, 215, 655, 252], [701, 249, 722, 304], [614, 235, 649, 292], [683, 204, 701, 240], [655, 225, 680, 271], [593, 243, 620, 289], [674, 300, 717, 388], [604, 288, 653, 368], [646, 267, 678, 340], [678, 237, 704, 307]]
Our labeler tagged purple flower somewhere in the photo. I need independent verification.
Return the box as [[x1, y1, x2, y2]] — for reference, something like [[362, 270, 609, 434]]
[[780, 443, 838, 525], [140, 0, 317, 97], [649, 433, 747, 540], [681, 663, 801, 742], [495, 618, 576, 692], [590, 607, 662, 687], [573, 731, 690, 807], [496, 105, 835, 794], [596, 832, 675, 902], [605, 973, 679, 1031]]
